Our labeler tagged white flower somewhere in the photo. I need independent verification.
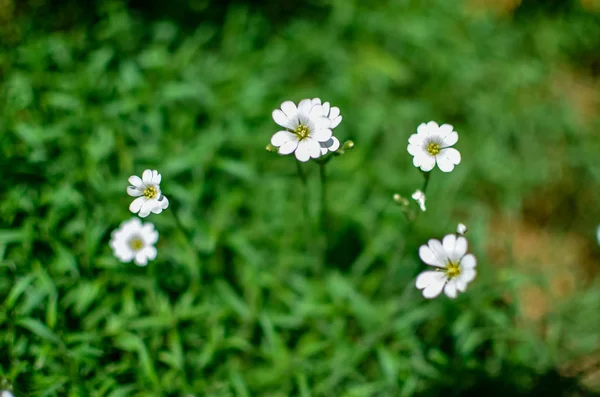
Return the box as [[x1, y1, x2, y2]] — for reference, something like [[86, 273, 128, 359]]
[[311, 98, 343, 155], [415, 234, 477, 299], [411, 190, 426, 212], [109, 218, 158, 266], [407, 121, 461, 172], [270, 99, 333, 162], [457, 223, 468, 235], [1, 391, 14, 397], [127, 169, 169, 218]]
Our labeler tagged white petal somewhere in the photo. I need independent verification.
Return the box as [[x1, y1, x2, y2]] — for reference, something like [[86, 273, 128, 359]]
[[134, 251, 149, 266], [128, 175, 144, 189], [320, 147, 328, 155], [138, 200, 154, 218], [456, 278, 467, 292], [426, 121, 439, 131], [422, 276, 447, 299], [441, 129, 458, 147], [436, 148, 461, 172], [459, 268, 477, 284], [416, 123, 429, 136], [298, 99, 313, 115], [322, 102, 330, 116], [428, 239, 449, 265], [303, 138, 322, 159], [271, 130, 296, 147], [418, 244, 445, 267], [313, 116, 331, 129], [129, 197, 146, 214], [311, 98, 322, 106], [152, 170, 162, 184], [141, 224, 159, 244], [294, 141, 312, 162], [127, 186, 142, 197], [452, 236, 468, 262], [158, 196, 169, 209], [417, 153, 436, 172], [329, 116, 342, 129], [407, 143, 424, 156], [142, 169, 153, 185], [329, 106, 340, 120], [312, 127, 332, 142], [279, 139, 298, 155], [408, 133, 424, 146], [280, 101, 298, 119], [460, 253, 477, 269], [143, 246, 157, 260], [328, 136, 340, 151], [442, 234, 456, 257], [416, 270, 441, 289], [444, 279, 458, 299], [272, 109, 295, 129]]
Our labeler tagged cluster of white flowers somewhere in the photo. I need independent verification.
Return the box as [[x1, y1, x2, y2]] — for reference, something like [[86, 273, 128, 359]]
[[109, 169, 169, 266], [270, 98, 343, 162]]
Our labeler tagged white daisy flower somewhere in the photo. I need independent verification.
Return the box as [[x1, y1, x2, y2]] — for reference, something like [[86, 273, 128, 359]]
[[415, 234, 477, 299], [407, 121, 461, 172], [411, 190, 427, 212], [109, 218, 158, 266], [311, 98, 343, 155], [457, 223, 468, 235], [127, 169, 169, 218], [270, 99, 332, 162]]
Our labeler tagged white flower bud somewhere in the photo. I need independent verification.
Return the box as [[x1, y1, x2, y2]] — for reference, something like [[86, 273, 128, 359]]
[[457, 223, 468, 235], [411, 190, 426, 212]]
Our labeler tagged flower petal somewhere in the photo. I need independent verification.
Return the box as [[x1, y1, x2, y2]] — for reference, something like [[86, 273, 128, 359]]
[[294, 141, 312, 162], [444, 279, 458, 299], [328, 136, 340, 151], [329, 116, 342, 129], [128, 175, 144, 189], [419, 244, 445, 267], [440, 127, 458, 147], [407, 143, 423, 156], [142, 169, 153, 185], [312, 127, 332, 142], [129, 197, 146, 214], [329, 106, 340, 120], [322, 102, 330, 116], [134, 251, 149, 266], [459, 268, 477, 283], [422, 275, 447, 299], [428, 239, 449, 265], [152, 170, 162, 184], [416, 270, 441, 289], [461, 253, 477, 269], [271, 130, 296, 147], [304, 138, 322, 159], [272, 109, 295, 129], [127, 186, 142, 197], [138, 201, 154, 218], [417, 153, 436, 172], [143, 246, 157, 261], [279, 139, 298, 155], [298, 98, 313, 115], [280, 101, 298, 119], [436, 148, 461, 172], [158, 196, 169, 209]]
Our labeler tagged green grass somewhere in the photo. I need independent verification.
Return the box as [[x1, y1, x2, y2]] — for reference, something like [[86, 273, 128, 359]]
[[1, 0, 600, 395]]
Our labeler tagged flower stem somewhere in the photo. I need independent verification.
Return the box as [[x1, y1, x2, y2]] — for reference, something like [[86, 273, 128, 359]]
[[296, 162, 309, 220], [319, 161, 328, 264], [421, 171, 431, 194]]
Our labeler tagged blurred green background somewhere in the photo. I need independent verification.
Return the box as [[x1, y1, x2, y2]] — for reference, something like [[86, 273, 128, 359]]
[[1, 0, 600, 395]]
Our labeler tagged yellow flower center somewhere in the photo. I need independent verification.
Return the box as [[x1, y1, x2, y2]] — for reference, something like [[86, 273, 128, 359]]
[[129, 237, 144, 251], [427, 142, 441, 156], [445, 261, 461, 279], [143, 186, 158, 199], [294, 125, 310, 141]]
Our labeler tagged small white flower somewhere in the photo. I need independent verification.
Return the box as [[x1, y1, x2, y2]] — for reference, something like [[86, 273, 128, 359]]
[[109, 218, 158, 266], [1, 391, 14, 397], [407, 121, 461, 172], [127, 169, 169, 218], [311, 98, 343, 155], [270, 99, 333, 162], [415, 234, 477, 299], [411, 190, 427, 212], [457, 223, 468, 235]]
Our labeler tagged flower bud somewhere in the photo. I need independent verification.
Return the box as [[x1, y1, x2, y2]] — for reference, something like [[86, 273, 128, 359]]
[[411, 190, 426, 212], [393, 193, 409, 206], [265, 143, 278, 153], [457, 223, 467, 235], [342, 140, 355, 151]]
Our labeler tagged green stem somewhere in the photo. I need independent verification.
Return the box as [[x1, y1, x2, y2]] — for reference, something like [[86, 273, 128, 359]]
[[296, 161, 309, 220], [319, 162, 328, 264], [421, 171, 431, 194]]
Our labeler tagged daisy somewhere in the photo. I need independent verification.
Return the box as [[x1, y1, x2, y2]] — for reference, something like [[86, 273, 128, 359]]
[[270, 99, 332, 162], [411, 190, 427, 212], [415, 233, 477, 299], [109, 218, 158, 266], [407, 121, 461, 172], [311, 98, 343, 155], [127, 169, 169, 217]]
